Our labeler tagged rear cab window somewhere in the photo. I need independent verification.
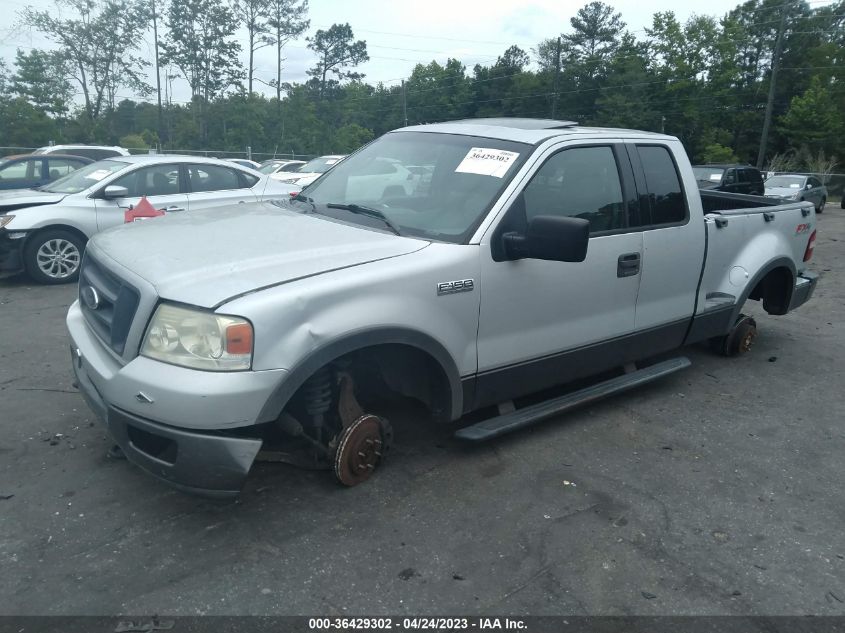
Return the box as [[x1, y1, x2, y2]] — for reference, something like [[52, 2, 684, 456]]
[[630, 144, 689, 228]]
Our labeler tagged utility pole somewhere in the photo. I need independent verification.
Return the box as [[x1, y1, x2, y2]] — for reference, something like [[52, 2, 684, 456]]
[[551, 37, 562, 119], [661, 115, 666, 134], [402, 80, 408, 126], [757, 1, 789, 170], [151, 0, 163, 146]]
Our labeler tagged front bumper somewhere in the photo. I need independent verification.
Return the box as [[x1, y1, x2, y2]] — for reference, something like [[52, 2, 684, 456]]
[[67, 300, 287, 497], [0, 230, 26, 275], [72, 349, 261, 498], [789, 270, 818, 311]]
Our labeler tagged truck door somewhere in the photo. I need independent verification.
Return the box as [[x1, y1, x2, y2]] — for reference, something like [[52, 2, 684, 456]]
[[626, 143, 706, 346], [474, 142, 643, 409]]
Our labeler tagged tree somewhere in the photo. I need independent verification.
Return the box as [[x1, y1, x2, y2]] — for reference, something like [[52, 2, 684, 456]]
[[232, 0, 272, 94], [266, 0, 309, 105], [161, 0, 244, 141], [21, 0, 151, 137], [306, 23, 369, 101], [11, 49, 74, 117], [563, 1, 626, 79], [778, 76, 843, 155]]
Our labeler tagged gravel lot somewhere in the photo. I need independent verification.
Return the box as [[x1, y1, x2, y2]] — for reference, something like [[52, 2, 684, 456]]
[[1, 210, 844, 617]]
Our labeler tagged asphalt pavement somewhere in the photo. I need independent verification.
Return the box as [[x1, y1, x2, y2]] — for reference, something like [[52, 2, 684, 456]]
[[1, 210, 844, 617]]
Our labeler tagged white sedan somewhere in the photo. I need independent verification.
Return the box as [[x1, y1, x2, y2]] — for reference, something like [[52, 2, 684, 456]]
[[0, 155, 295, 284], [272, 155, 346, 188]]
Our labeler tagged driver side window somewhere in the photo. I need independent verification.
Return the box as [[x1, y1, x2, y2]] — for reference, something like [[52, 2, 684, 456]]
[[523, 146, 625, 233]]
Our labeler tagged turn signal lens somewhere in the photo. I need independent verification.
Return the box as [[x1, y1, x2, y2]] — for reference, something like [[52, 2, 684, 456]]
[[226, 323, 253, 355]]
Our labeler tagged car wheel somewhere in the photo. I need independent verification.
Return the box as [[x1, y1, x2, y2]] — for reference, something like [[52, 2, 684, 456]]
[[24, 229, 85, 285], [711, 314, 757, 357], [817, 197, 825, 213]]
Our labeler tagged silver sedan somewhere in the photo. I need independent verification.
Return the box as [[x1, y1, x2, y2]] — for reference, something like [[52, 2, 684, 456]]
[[765, 174, 828, 213]]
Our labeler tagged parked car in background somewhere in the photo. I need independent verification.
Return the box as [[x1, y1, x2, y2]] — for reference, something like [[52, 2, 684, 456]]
[[272, 155, 346, 187], [32, 145, 130, 160], [0, 154, 93, 191], [227, 158, 261, 170], [259, 159, 306, 177], [0, 156, 295, 284], [765, 174, 827, 213], [692, 164, 764, 195]]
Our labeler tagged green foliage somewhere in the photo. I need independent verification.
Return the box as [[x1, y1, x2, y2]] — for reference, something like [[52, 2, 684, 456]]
[[20, 0, 152, 136], [11, 49, 73, 117], [119, 133, 149, 150], [4, 0, 843, 165], [700, 143, 739, 163], [778, 76, 843, 155], [307, 23, 369, 100], [334, 124, 374, 153]]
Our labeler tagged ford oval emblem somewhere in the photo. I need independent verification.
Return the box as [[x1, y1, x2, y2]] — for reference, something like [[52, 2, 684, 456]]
[[81, 285, 100, 310]]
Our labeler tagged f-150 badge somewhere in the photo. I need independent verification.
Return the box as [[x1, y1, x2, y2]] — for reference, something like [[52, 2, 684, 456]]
[[437, 279, 475, 295]]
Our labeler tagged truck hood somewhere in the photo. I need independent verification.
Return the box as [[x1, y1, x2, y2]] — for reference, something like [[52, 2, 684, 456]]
[[90, 202, 430, 308], [0, 189, 67, 212]]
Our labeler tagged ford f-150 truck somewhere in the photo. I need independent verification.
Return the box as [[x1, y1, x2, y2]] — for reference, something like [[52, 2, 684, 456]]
[[66, 119, 818, 497]]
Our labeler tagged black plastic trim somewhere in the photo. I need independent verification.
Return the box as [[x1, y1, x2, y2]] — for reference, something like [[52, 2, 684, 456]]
[[257, 327, 464, 423], [732, 257, 797, 322], [684, 305, 736, 345], [0, 230, 27, 274], [468, 318, 690, 411]]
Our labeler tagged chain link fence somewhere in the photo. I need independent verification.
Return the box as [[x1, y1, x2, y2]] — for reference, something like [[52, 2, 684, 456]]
[[1, 146, 316, 162]]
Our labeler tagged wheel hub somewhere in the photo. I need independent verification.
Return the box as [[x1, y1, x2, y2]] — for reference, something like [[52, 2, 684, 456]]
[[333, 414, 387, 486]]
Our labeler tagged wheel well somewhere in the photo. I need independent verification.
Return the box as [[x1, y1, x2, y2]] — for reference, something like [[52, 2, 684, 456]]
[[287, 343, 453, 425], [25, 225, 89, 252], [747, 266, 793, 315]]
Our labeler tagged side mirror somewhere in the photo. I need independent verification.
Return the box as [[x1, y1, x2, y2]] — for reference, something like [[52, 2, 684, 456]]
[[502, 215, 589, 263], [103, 185, 129, 200], [805, 183, 813, 190]]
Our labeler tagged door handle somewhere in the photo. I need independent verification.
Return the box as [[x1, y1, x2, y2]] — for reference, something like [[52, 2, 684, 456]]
[[165, 206, 185, 212], [617, 253, 640, 278]]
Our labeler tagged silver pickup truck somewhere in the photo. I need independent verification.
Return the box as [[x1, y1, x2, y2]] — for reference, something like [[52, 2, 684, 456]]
[[66, 119, 818, 497]]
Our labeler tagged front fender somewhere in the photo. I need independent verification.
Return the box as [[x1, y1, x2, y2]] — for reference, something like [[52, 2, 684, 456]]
[[255, 326, 464, 423]]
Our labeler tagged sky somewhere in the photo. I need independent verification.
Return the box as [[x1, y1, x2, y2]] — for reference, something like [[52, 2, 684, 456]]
[[0, 0, 834, 105]]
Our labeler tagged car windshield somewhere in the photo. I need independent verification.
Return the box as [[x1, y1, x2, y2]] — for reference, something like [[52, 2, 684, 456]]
[[692, 167, 725, 182], [292, 131, 529, 243], [258, 162, 281, 174], [765, 175, 805, 188], [299, 156, 344, 173], [39, 160, 127, 193]]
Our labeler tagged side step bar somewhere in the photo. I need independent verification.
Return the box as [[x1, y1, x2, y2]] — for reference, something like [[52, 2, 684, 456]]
[[454, 357, 691, 442]]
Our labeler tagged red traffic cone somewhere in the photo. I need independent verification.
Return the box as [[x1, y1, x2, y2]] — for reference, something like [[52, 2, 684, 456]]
[[125, 196, 166, 223]]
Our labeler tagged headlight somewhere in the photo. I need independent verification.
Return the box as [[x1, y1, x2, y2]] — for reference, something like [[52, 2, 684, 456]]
[[281, 177, 300, 184], [0, 215, 15, 229], [790, 192, 801, 200], [141, 303, 253, 371]]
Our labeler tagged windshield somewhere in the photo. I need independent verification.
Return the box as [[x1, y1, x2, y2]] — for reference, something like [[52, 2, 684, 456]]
[[258, 162, 281, 174], [299, 156, 344, 173], [765, 175, 805, 188], [692, 167, 725, 182], [293, 131, 529, 243], [39, 160, 127, 193]]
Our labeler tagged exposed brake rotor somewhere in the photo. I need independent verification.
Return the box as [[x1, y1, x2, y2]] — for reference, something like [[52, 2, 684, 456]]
[[333, 414, 391, 486]]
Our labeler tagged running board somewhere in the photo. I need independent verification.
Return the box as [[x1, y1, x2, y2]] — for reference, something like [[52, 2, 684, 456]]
[[454, 357, 691, 442]]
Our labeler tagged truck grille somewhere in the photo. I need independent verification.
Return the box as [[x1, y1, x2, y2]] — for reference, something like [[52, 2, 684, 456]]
[[78, 254, 140, 355]]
